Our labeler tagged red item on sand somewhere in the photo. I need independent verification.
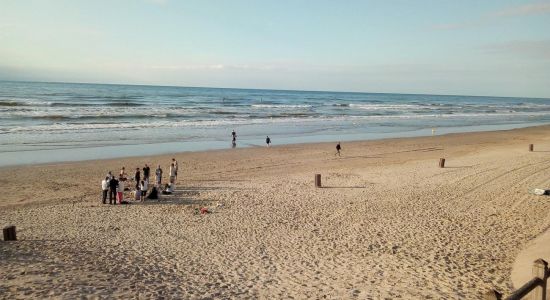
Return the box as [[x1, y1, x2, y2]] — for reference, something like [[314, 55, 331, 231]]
[[200, 207, 209, 214]]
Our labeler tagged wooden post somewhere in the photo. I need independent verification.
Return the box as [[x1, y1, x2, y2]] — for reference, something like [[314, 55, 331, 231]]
[[3, 225, 16, 241], [315, 174, 322, 188], [532, 259, 547, 300], [439, 158, 445, 168], [529, 144, 534, 152], [483, 290, 502, 300]]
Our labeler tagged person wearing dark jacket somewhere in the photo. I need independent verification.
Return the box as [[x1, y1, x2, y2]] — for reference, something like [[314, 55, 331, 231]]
[[109, 177, 119, 205], [143, 164, 150, 180], [134, 168, 141, 189]]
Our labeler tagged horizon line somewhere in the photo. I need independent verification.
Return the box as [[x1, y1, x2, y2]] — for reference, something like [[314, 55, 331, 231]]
[[1, 79, 548, 100]]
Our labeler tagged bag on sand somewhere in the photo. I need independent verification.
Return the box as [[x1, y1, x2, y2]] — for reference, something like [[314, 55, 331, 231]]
[[531, 188, 548, 196]]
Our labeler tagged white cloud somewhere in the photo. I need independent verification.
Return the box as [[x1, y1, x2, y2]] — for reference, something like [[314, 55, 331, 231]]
[[433, 1, 550, 30], [491, 2, 550, 17], [481, 40, 550, 60]]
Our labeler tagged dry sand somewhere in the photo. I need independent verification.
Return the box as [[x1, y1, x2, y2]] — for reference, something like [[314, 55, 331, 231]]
[[2, 125, 550, 299]]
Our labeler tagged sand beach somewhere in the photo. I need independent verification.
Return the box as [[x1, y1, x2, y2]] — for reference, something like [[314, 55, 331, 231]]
[[2, 125, 550, 299]]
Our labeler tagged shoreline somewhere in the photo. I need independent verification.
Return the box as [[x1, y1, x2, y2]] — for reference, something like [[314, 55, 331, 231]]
[[2, 122, 550, 169], [2, 124, 550, 298]]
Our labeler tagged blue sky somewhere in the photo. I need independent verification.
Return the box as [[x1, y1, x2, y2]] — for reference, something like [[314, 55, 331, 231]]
[[0, 0, 549, 97]]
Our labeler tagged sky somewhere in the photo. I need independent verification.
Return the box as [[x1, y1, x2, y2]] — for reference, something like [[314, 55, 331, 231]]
[[0, 0, 549, 98]]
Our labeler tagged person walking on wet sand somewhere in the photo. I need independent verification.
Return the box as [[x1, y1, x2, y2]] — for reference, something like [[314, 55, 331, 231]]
[[231, 129, 237, 146], [266, 136, 271, 147], [335, 142, 341, 157]]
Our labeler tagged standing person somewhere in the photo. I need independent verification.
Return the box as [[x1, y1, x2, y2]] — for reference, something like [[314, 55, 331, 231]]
[[119, 167, 126, 180], [101, 176, 109, 204], [172, 158, 178, 180], [231, 130, 237, 147], [335, 142, 342, 157], [141, 179, 148, 201], [117, 176, 125, 204], [109, 176, 119, 205], [266, 136, 271, 147], [134, 168, 141, 189], [169, 163, 176, 184], [107, 171, 113, 180], [143, 164, 150, 180], [155, 165, 163, 186]]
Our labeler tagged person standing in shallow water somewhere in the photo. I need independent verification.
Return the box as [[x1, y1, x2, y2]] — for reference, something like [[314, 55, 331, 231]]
[[266, 136, 271, 147], [335, 142, 341, 157], [231, 130, 237, 147]]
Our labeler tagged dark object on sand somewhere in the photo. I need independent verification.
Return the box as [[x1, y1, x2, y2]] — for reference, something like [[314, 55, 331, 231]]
[[3, 225, 16, 241], [147, 187, 159, 199], [529, 144, 534, 152], [439, 158, 445, 168], [315, 174, 321, 188]]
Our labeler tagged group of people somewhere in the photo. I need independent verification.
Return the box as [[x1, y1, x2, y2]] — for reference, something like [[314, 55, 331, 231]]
[[100, 158, 179, 204], [231, 130, 272, 147]]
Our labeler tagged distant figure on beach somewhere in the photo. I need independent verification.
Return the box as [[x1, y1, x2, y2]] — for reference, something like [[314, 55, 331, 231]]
[[140, 180, 148, 201], [335, 142, 341, 157], [155, 165, 163, 186], [117, 176, 125, 204], [169, 163, 176, 183], [266, 136, 271, 147], [172, 158, 178, 180], [101, 176, 109, 204], [143, 164, 150, 180], [109, 176, 119, 205], [232, 130, 237, 147], [135, 182, 141, 201], [134, 168, 141, 188], [119, 167, 126, 180]]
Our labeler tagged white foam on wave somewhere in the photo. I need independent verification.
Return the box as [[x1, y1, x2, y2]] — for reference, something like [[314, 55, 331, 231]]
[[251, 104, 312, 108], [3, 110, 550, 134]]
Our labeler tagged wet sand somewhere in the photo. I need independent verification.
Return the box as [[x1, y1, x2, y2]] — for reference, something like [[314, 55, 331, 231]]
[[2, 125, 550, 298]]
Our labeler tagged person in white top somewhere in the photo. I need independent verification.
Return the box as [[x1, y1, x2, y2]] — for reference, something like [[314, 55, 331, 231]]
[[141, 179, 148, 201], [117, 177, 125, 204], [101, 176, 109, 204]]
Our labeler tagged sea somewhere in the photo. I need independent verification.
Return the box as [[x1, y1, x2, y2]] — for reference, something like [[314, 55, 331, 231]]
[[1, 81, 550, 167]]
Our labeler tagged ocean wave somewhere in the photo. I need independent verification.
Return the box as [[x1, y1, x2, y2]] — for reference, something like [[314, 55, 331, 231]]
[[3, 111, 550, 134], [0, 100, 53, 107], [251, 104, 312, 108]]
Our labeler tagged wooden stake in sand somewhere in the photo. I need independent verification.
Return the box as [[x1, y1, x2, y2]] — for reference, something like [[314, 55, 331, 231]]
[[483, 290, 502, 300], [529, 144, 534, 152], [315, 174, 322, 188], [439, 158, 445, 168], [532, 259, 548, 300], [3, 225, 16, 241]]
